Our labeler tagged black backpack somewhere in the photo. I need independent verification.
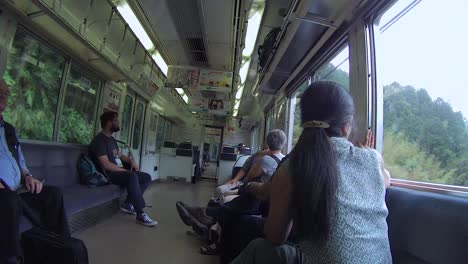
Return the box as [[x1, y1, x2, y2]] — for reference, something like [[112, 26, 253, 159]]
[[257, 27, 281, 71], [77, 154, 109, 187]]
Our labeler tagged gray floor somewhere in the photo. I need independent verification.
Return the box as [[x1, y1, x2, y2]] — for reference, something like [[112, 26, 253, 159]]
[[76, 180, 219, 264], [203, 162, 218, 180]]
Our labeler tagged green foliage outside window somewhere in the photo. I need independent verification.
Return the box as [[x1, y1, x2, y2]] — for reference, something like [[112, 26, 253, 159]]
[[3, 30, 100, 145], [290, 62, 468, 187], [291, 62, 350, 146], [383, 82, 468, 186], [120, 95, 134, 145], [3, 30, 64, 141], [59, 64, 99, 144]]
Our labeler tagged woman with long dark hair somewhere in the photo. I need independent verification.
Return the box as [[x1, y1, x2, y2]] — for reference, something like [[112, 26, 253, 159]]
[[231, 81, 391, 263]]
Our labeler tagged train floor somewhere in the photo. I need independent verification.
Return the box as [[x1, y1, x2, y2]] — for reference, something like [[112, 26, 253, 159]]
[[76, 180, 219, 264], [202, 162, 218, 180]]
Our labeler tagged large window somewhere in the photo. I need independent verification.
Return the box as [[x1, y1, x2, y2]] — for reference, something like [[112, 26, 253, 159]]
[[290, 45, 350, 148], [374, 0, 468, 187], [3, 30, 65, 141], [59, 63, 100, 144]]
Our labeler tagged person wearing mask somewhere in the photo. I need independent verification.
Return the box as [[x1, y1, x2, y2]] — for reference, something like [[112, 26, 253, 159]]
[[89, 111, 158, 227], [0, 79, 70, 264], [231, 81, 391, 264]]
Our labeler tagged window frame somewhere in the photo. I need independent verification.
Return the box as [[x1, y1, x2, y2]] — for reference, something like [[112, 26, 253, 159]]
[[5, 27, 69, 142], [8, 26, 106, 146], [57, 60, 102, 144], [366, 0, 468, 193], [119, 93, 136, 146], [155, 115, 167, 153], [286, 41, 350, 153]]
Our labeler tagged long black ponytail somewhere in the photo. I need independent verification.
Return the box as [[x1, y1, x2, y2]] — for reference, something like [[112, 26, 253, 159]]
[[290, 81, 355, 242]]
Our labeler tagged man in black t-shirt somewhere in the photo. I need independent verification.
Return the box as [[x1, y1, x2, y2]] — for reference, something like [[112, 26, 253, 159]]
[[89, 111, 157, 227]]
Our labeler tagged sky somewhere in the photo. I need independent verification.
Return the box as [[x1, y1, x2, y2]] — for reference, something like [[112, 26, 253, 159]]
[[375, 0, 468, 118]]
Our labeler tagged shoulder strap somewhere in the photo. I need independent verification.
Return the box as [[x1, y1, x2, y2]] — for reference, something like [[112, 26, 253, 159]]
[[3, 122, 20, 167], [268, 154, 281, 165]]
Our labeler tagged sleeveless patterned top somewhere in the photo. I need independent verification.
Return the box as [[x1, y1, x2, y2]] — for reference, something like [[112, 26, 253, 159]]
[[286, 137, 392, 264]]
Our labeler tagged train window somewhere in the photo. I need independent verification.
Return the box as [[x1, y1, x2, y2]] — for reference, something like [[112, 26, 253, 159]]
[[291, 81, 309, 147], [132, 101, 145, 148], [146, 113, 158, 153], [59, 63, 100, 144], [155, 117, 165, 151], [374, 0, 468, 187], [312, 45, 349, 90], [276, 99, 287, 136], [120, 95, 134, 145], [290, 45, 350, 149], [3, 30, 65, 141], [163, 120, 172, 142], [266, 109, 274, 132]]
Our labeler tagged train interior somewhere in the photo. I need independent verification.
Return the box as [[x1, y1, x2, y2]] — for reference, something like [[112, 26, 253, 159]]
[[1, 0, 468, 263]]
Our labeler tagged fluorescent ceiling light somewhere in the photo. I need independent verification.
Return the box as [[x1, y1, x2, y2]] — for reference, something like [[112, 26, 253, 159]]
[[175, 88, 185, 95], [239, 60, 250, 84], [116, 0, 170, 78], [192, 111, 197, 114], [152, 50, 168, 76], [236, 85, 245, 100], [234, 99, 241, 109], [243, 7, 264, 57], [182, 94, 189, 104], [116, 1, 154, 51]]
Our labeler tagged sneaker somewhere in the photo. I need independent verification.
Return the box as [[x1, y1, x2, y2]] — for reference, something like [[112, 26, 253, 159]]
[[200, 243, 220, 255], [120, 203, 136, 215], [176, 201, 215, 227], [176, 201, 194, 226], [136, 213, 158, 227]]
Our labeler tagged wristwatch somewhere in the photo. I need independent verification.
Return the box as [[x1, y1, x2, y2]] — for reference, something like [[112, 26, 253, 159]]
[[25, 173, 34, 179]]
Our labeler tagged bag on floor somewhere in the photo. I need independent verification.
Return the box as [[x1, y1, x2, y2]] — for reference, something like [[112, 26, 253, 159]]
[[77, 153, 109, 187], [21, 228, 89, 264]]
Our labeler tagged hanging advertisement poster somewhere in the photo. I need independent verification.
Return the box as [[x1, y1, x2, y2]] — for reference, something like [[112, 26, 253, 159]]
[[166, 66, 199, 90], [225, 117, 241, 134], [190, 97, 209, 112], [208, 99, 231, 115], [200, 114, 214, 125], [198, 70, 233, 92]]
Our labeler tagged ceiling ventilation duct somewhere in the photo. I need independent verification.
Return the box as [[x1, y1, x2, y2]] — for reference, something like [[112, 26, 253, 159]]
[[167, 0, 209, 67]]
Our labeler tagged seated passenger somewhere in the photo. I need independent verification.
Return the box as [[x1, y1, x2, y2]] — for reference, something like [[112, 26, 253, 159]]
[[175, 130, 287, 255], [236, 143, 245, 154], [89, 111, 157, 227], [231, 81, 392, 264], [0, 79, 70, 264], [214, 143, 269, 200]]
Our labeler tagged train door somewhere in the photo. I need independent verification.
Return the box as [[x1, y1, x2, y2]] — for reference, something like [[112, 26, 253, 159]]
[[130, 98, 146, 164], [140, 111, 159, 180], [119, 94, 134, 147]]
